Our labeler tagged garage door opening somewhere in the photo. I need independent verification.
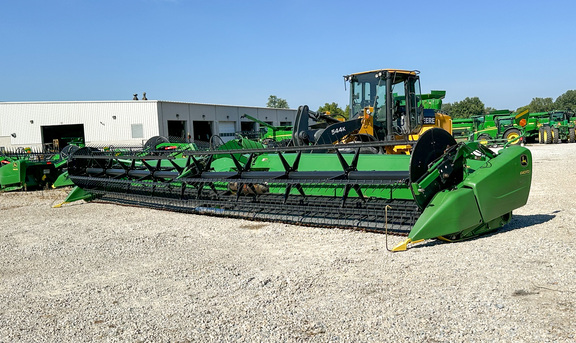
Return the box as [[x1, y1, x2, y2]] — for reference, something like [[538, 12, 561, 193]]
[[193, 121, 212, 142], [167, 120, 187, 142], [41, 124, 85, 152], [218, 121, 236, 143]]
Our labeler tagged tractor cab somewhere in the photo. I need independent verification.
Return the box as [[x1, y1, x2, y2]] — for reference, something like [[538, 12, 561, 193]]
[[549, 110, 574, 124], [471, 115, 485, 135], [344, 69, 423, 140]]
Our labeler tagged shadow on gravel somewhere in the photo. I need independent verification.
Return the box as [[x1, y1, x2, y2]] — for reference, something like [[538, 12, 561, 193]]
[[497, 213, 556, 233], [407, 213, 556, 250]]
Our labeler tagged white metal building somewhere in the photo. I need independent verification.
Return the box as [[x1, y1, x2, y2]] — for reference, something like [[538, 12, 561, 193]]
[[0, 100, 296, 150]]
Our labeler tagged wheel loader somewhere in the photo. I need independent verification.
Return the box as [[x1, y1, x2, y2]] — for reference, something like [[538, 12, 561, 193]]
[[58, 69, 533, 251], [292, 70, 451, 154]]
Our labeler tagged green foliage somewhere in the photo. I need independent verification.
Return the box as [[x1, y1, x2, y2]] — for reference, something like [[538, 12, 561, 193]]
[[527, 97, 554, 112], [317, 102, 348, 119], [446, 97, 485, 119], [266, 95, 289, 109], [554, 90, 576, 111], [441, 102, 452, 114], [484, 107, 496, 115]]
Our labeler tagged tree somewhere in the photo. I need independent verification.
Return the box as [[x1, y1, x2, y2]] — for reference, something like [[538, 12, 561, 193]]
[[447, 97, 485, 119], [317, 102, 348, 119], [266, 95, 289, 109], [528, 97, 554, 112], [484, 107, 496, 115], [554, 90, 576, 111]]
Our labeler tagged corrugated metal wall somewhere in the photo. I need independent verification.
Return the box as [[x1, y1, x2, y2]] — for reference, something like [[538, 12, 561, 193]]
[[157, 101, 296, 140], [0, 101, 160, 147], [0, 100, 297, 148]]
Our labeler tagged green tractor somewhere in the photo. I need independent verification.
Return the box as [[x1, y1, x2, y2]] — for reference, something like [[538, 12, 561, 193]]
[[538, 110, 576, 144], [470, 110, 528, 146], [451, 118, 474, 142], [520, 112, 549, 143]]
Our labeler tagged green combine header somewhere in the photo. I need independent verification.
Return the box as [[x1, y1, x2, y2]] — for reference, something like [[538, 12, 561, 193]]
[[56, 69, 533, 250], [59, 129, 532, 251]]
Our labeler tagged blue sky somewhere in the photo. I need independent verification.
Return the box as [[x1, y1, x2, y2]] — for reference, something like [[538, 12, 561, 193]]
[[1, 0, 575, 111]]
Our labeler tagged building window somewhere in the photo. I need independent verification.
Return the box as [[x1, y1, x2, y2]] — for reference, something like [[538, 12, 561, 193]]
[[131, 124, 144, 138], [280, 121, 292, 126]]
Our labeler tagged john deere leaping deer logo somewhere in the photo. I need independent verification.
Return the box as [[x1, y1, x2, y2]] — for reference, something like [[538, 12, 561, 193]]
[[520, 154, 528, 167]]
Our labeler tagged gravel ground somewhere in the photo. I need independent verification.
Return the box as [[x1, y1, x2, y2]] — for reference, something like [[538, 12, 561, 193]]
[[1, 143, 575, 342]]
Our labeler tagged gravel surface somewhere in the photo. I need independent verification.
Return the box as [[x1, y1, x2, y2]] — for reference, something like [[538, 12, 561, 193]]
[[1, 143, 575, 342]]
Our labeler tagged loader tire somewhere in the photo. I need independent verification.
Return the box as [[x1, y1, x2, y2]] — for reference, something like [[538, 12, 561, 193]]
[[569, 128, 575, 143], [504, 128, 521, 145], [539, 127, 545, 144], [552, 128, 560, 144], [544, 126, 553, 144]]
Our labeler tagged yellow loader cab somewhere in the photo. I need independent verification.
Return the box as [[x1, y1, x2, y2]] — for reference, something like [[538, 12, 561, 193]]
[[344, 69, 451, 154]]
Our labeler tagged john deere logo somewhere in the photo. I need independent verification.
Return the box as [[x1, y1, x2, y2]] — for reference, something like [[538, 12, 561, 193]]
[[520, 154, 528, 166]]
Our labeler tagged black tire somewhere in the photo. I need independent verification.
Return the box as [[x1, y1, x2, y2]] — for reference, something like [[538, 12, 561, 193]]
[[539, 127, 545, 144], [569, 128, 575, 143], [504, 128, 522, 145], [144, 135, 169, 151], [544, 126, 553, 144], [552, 128, 560, 144], [477, 134, 491, 145]]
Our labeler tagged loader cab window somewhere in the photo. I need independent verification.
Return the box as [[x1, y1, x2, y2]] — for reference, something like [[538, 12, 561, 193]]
[[349, 74, 386, 120], [347, 71, 423, 136], [405, 76, 422, 134], [350, 79, 374, 118]]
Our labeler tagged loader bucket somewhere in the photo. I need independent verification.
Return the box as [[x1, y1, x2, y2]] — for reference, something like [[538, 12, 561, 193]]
[[61, 129, 532, 249]]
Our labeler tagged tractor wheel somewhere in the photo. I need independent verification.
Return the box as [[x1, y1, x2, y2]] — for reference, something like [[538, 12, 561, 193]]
[[477, 134, 491, 145], [552, 128, 560, 144], [539, 127, 545, 144], [569, 128, 575, 143], [544, 126, 553, 144], [504, 128, 521, 145]]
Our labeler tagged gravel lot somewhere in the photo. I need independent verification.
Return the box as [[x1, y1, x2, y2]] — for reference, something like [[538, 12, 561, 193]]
[[1, 143, 575, 342]]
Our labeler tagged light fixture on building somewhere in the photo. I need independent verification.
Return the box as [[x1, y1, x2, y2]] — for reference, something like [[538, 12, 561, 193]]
[[30, 120, 34, 124], [176, 113, 180, 118], [226, 115, 229, 119], [112, 115, 117, 120], [202, 115, 205, 118], [11, 133, 16, 138]]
